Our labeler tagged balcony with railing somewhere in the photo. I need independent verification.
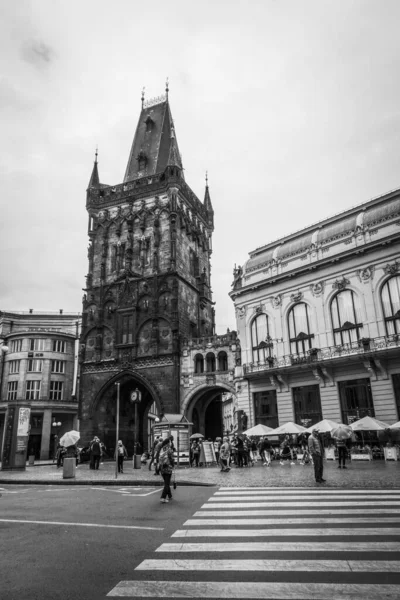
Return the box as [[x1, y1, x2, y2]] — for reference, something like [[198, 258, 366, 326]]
[[244, 334, 400, 375]]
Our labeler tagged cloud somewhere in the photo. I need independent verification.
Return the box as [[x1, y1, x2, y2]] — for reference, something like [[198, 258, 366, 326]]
[[21, 40, 55, 68]]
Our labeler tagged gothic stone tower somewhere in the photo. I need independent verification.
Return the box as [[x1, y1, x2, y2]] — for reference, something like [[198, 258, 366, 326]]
[[78, 91, 215, 453]]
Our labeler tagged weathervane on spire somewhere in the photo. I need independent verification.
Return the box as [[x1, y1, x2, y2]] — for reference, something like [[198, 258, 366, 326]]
[[95, 146, 98, 163], [205, 171, 208, 187], [165, 77, 169, 99], [141, 87, 145, 108]]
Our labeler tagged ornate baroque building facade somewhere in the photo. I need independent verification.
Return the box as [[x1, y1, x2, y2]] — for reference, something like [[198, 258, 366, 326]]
[[231, 188, 400, 430], [0, 311, 80, 460], [78, 90, 237, 453]]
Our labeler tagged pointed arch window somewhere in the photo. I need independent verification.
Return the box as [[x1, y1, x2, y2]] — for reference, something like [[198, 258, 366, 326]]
[[251, 313, 272, 363], [288, 303, 314, 355], [331, 290, 363, 345], [382, 276, 400, 335]]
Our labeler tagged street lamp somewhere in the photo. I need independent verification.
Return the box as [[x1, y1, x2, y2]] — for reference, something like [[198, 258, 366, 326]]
[[52, 421, 62, 463], [130, 388, 142, 469], [0, 345, 9, 402]]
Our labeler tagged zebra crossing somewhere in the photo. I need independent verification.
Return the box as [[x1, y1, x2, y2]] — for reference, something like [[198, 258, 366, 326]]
[[107, 486, 400, 598]]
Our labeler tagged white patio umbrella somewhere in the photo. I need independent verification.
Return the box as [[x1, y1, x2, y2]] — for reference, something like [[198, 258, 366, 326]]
[[389, 421, 400, 429], [59, 430, 80, 447], [267, 422, 307, 436], [305, 419, 341, 433], [349, 416, 390, 431], [243, 424, 274, 436]]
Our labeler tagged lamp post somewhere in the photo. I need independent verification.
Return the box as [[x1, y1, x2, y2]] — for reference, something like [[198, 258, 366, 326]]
[[52, 421, 62, 463], [115, 382, 120, 480], [130, 388, 142, 469], [0, 345, 9, 403]]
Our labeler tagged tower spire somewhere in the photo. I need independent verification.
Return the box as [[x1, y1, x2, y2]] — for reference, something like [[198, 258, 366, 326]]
[[165, 77, 169, 101], [141, 87, 145, 109], [204, 171, 214, 228], [88, 147, 100, 188]]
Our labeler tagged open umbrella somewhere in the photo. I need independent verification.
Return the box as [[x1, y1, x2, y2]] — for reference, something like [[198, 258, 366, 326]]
[[59, 430, 80, 447], [190, 433, 204, 440], [389, 421, 400, 430], [243, 424, 274, 436], [350, 416, 390, 431], [330, 424, 353, 440], [305, 419, 341, 434], [267, 422, 307, 436]]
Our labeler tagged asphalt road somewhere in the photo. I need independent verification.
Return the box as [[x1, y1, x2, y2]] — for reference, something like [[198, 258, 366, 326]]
[[2, 484, 400, 600], [0, 484, 213, 600]]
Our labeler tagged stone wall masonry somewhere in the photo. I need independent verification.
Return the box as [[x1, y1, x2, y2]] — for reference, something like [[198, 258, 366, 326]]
[[319, 385, 342, 421], [370, 378, 398, 423], [276, 388, 295, 422]]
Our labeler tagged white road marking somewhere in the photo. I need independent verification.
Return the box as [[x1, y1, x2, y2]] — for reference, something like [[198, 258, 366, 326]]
[[156, 541, 400, 552], [172, 527, 400, 537], [0, 490, 28, 494], [218, 488, 400, 493], [90, 487, 160, 497], [195, 508, 400, 516], [184, 517, 400, 525], [135, 558, 400, 572], [203, 500, 400, 508], [0, 518, 163, 531], [107, 581, 400, 598], [215, 492, 400, 499]]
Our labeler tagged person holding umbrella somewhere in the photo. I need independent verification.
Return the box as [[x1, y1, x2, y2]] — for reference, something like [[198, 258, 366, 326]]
[[331, 424, 352, 469]]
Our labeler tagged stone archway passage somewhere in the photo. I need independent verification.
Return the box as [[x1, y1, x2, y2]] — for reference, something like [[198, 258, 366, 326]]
[[86, 377, 156, 458]]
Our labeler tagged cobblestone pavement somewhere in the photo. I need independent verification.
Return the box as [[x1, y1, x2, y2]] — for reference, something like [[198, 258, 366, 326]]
[[1, 458, 400, 487]]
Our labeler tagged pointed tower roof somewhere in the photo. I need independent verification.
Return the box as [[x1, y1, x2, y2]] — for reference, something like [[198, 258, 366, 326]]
[[88, 149, 100, 188], [124, 93, 183, 183], [204, 172, 214, 214]]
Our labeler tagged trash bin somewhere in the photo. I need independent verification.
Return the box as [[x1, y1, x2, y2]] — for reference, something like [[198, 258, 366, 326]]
[[63, 457, 76, 479], [133, 455, 141, 469], [28, 455, 35, 466]]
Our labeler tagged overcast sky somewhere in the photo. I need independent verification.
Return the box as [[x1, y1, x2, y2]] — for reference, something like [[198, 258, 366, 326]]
[[1, 0, 400, 333]]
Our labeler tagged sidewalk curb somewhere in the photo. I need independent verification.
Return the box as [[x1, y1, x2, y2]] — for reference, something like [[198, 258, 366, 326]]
[[0, 478, 216, 487]]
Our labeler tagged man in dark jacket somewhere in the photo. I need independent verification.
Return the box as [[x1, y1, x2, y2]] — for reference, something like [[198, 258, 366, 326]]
[[308, 428, 326, 483]]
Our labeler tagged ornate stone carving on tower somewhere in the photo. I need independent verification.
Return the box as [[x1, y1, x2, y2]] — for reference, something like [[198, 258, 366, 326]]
[[78, 90, 216, 447]]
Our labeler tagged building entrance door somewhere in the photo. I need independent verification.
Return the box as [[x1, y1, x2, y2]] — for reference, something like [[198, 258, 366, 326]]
[[339, 378, 374, 424], [293, 384, 323, 428]]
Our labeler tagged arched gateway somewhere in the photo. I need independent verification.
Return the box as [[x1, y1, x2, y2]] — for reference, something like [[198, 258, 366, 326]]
[[182, 382, 236, 440], [79, 370, 162, 456]]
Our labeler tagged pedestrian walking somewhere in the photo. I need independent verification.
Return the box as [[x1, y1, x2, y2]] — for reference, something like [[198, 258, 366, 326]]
[[89, 436, 102, 470], [153, 436, 164, 476], [308, 428, 326, 483], [148, 436, 161, 472], [336, 438, 348, 469], [191, 440, 201, 467], [261, 436, 272, 466], [213, 437, 221, 464], [158, 438, 175, 503], [115, 440, 128, 473], [219, 436, 231, 472]]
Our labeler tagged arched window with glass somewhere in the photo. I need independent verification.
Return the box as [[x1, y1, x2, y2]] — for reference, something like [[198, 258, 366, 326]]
[[381, 276, 400, 335], [288, 303, 314, 355], [251, 313, 271, 363], [330, 290, 363, 345]]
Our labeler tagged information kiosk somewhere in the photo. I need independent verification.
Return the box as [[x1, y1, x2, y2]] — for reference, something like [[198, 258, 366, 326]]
[[153, 414, 192, 465]]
